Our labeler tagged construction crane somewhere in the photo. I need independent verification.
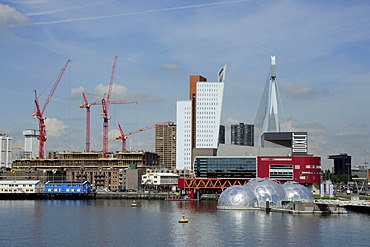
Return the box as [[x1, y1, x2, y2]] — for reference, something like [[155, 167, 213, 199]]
[[33, 59, 71, 159], [79, 91, 137, 152], [116, 122, 172, 152], [99, 55, 136, 158]]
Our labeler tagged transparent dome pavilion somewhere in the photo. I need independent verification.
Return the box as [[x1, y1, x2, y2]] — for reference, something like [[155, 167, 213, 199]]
[[217, 185, 257, 209], [217, 178, 314, 209], [282, 182, 314, 202]]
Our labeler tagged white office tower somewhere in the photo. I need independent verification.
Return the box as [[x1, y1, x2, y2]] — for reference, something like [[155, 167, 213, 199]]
[[23, 129, 39, 159], [0, 134, 12, 168], [195, 68, 225, 148], [176, 100, 192, 170], [176, 65, 226, 170], [254, 56, 287, 147]]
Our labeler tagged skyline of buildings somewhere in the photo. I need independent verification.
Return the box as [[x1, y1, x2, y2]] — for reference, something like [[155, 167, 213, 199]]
[[2, 55, 360, 175]]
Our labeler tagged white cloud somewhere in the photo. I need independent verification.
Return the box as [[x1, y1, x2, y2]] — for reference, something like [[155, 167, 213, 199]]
[[162, 64, 179, 72], [70, 86, 85, 100], [223, 117, 243, 126], [32, 0, 250, 25], [281, 83, 328, 99], [0, 4, 30, 29], [93, 82, 162, 103], [45, 118, 68, 137], [94, 83, 128, 100]]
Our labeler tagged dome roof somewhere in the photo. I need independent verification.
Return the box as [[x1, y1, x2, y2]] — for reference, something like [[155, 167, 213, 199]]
[[248, 178, 287, 208], [282, 182, 314, 202], [217, 185, 257, 208], [217, 178, 313, 210]]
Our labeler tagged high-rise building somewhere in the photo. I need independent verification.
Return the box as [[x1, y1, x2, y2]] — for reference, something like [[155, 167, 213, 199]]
[[254, 56, 287, 147], [231, 123, 254, 146], [23, 129, 39, 159], [0, 133, 12, 168], [176, 66, 226, 170], [155, 122, 177, 171]]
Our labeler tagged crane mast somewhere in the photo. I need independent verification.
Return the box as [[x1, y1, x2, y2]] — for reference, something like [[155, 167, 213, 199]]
[[33, 59, 70, 159], [80, 92, 91, 152], [80, 92, 137, 153]]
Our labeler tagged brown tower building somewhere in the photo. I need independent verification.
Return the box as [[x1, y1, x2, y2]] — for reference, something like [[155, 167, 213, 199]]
[[155, 122, 177, 170], [189, 75, 207, 153]]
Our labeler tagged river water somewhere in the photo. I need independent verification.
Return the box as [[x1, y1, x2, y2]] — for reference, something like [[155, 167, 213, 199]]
[[0, 199, 369, 247]]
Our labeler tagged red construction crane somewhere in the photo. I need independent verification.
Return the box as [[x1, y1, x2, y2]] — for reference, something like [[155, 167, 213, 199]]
[[33, 59, 71, 159], [116, 122, 172, 152], [79, 91, 137, 152]]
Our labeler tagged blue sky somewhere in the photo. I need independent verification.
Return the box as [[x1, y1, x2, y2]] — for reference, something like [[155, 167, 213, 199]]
[[1, 0, 370, 169]]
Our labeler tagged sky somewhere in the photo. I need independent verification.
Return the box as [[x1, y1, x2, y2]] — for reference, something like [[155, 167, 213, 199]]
[[1, 0, 370, 170]]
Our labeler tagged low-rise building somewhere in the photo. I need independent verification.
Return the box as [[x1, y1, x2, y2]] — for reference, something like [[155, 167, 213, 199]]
[[141, 172, 179, 188], [0, 180, 44, 193]]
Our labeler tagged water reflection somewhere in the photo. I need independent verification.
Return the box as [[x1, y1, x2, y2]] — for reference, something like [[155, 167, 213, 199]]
[[1, 200, 370, 247]]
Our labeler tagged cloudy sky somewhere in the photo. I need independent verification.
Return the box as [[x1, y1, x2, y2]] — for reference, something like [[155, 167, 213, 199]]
[[1, 0, 369, 169]]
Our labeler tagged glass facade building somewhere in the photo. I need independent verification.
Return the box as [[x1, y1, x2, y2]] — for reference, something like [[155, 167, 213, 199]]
[[194, 156, 256, 178]]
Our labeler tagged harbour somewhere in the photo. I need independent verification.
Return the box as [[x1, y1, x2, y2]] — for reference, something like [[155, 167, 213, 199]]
[[1, 199, 370, 247]]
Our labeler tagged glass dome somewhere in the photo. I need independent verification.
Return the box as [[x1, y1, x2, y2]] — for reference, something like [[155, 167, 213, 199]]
[[247, 178, 287, 208], [217, 185, 257, 208], [282, 182, 314, 202]]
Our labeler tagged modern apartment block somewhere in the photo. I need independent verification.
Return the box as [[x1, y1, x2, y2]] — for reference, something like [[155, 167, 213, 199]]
[[176, 66, 226, 170], [155, 122, 177, 171], [231, 123, 254, 146], [23, 129, 39, 159], [0, 133, 12, 168]]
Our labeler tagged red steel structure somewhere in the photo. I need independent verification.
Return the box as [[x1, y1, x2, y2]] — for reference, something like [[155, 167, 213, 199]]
[[116, 122, 172, 152], [33, 59, 71, 159], [80, 92, 137, 152], [100, 56, 118, 157], [178, 177, 251, 190]]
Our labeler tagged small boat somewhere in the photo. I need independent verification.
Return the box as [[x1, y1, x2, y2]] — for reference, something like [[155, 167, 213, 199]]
[[131, 200, 138, 207]]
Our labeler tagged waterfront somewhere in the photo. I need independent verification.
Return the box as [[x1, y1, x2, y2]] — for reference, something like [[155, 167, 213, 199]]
[[1, 200, 370, 247]]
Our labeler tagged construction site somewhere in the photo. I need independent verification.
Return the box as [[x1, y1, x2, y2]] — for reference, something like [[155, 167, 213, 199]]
[[2, 56, 177, 192]]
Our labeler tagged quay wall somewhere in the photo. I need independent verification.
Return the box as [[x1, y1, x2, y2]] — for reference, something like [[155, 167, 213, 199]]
[[0, 192, 219, 201]]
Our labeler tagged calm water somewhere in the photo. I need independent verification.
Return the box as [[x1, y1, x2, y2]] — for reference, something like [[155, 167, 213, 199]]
[[1, 199, 370, 247]]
